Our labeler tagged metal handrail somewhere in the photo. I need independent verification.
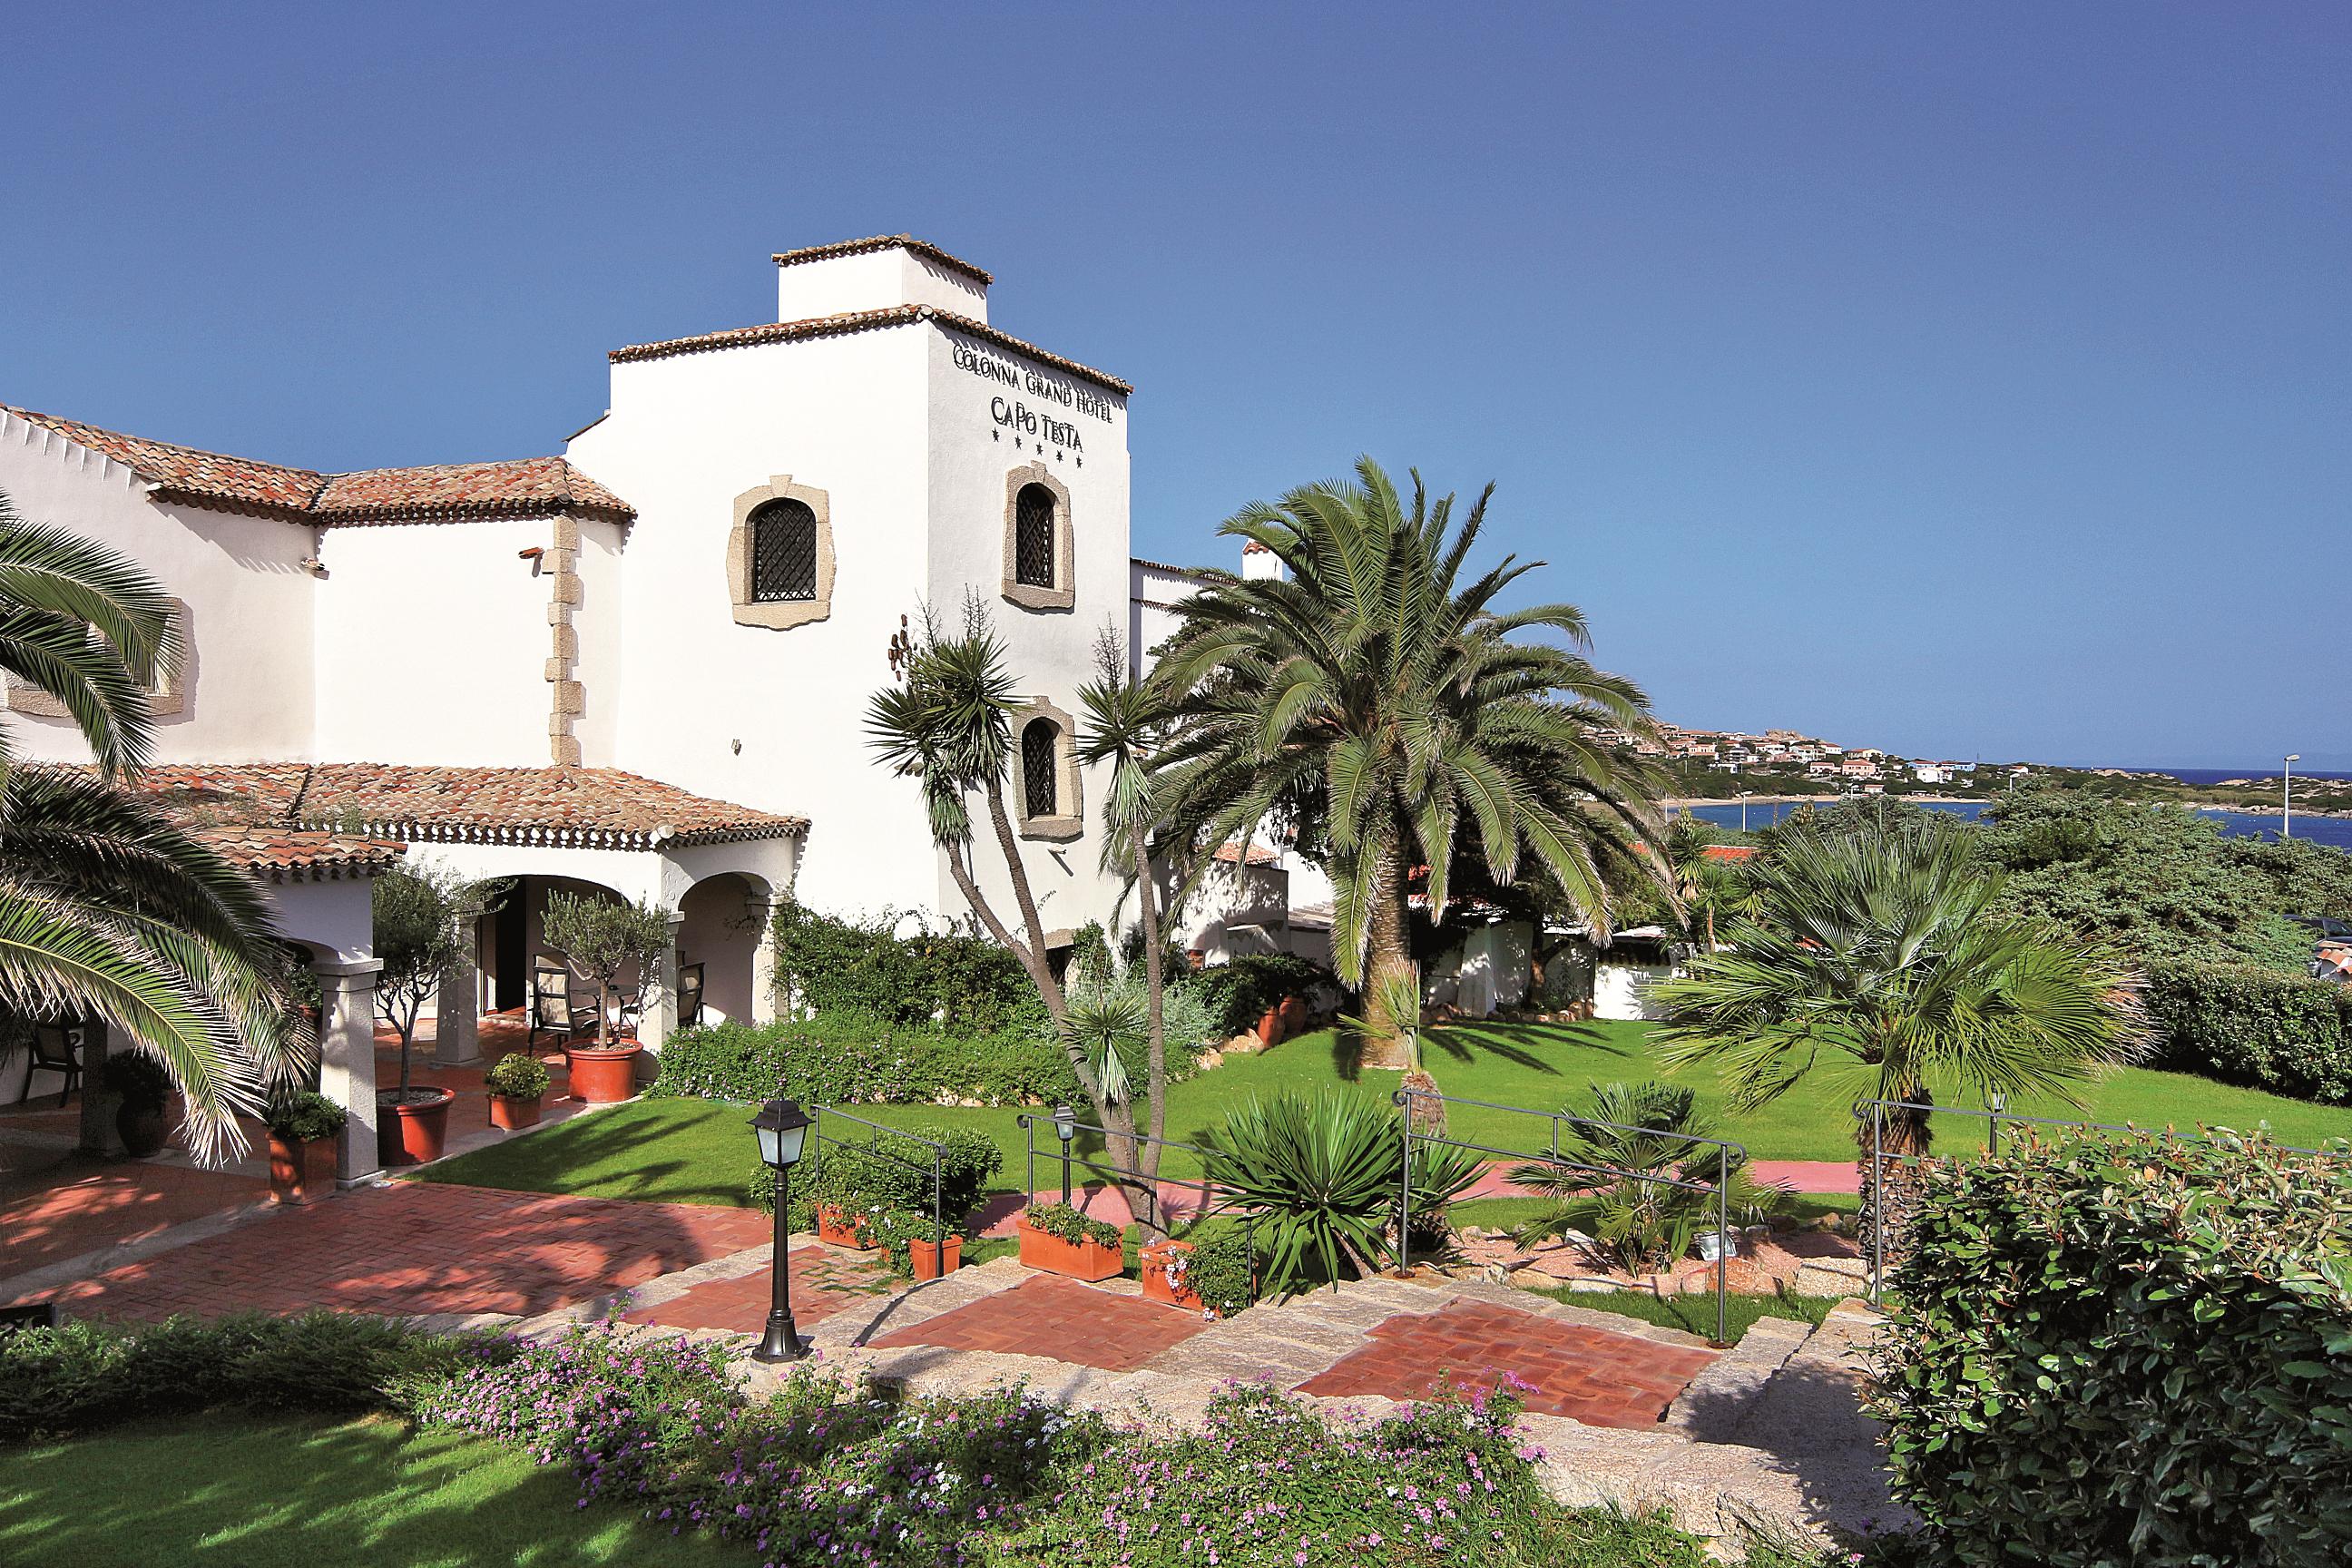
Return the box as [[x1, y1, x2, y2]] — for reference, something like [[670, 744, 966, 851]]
[[810, 1105, 949, 1254], [1395, 1085, 1746, 1347]]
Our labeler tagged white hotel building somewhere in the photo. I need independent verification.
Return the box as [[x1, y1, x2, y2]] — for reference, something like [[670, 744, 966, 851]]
[[2, 236, 1296, 1178]]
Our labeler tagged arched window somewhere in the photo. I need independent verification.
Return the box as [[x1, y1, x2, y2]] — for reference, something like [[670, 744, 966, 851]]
[[749, 500, 818, 603], [1022, 718, 1059, 818], [1014, 484, 1057, 589]]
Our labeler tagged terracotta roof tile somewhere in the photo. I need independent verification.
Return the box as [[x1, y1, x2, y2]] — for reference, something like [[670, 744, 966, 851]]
[[123, 766, 404, 880], [191, 826, 408, 880], [1212, 841, 1282, 867], [0, 406, 635, 525], [771, 234, 993, 286], [609, 305, 1132, 396]]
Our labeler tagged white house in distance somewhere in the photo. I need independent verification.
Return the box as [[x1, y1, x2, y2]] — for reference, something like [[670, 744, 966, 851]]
[[1, 235, 1243, 1180]]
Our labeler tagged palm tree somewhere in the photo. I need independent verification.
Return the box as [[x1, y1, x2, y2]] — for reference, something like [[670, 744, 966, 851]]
[[1650, 814, 2146, 1240], [1150, 457, 1667, 1055], [0, 491, 305, 1161]]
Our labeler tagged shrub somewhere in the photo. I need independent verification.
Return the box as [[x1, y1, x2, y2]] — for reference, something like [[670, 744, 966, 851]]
[[652, 1013, 1077, 1108], [1171, 1224, 1257, 1318], [0, 1312, 514, 1444], [1181, 952, 1338, 1038], [263, 1089, 346, 1143], [1197, 1089, 1481, 1292], [98, 1052, 172, 1109], [750, 1122, 1002, 1234], [1874, 1128, 2352, 1567], [483, 1052, 551, 1100], [1021, 1200, 1123, 1250], [771, 899, 1046, 1034], [2143, 956, 2352, 1103]]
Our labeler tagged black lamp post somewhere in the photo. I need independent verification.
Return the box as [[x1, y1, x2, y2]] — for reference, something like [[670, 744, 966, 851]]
[[749, 1096, 813, 1363], [1052, 1102, 1076, 1204]]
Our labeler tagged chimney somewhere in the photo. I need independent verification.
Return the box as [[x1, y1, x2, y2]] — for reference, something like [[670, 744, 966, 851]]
[[773, 237, 992, 324], [1241, 539, 1288, 582]]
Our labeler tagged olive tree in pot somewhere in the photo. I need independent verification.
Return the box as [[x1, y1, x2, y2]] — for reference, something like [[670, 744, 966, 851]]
[[374, 864, 500, 1166], [542, 890, 672, 1103]]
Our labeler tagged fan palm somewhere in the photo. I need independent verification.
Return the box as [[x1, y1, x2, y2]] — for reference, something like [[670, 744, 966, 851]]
[[1150, 458, 1666, 1053], [1650, 815, 2147, 1192], [0, 492, 305, 1161]]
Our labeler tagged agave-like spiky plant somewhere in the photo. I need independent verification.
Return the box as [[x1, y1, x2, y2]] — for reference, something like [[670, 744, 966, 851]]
[[1149, 457, 1667, 1053]]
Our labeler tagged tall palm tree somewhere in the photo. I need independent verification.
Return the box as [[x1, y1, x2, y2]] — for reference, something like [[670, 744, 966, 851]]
[[0, 491, 305, 1161], [1650, 815, 2147, 1235], [1149, 457, 1667, 1054]]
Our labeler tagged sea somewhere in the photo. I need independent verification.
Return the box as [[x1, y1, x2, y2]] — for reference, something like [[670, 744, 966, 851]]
[[1684, 769, 2352, 853]]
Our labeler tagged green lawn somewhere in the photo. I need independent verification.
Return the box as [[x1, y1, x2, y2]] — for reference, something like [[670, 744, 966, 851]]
[[0, 1413, 750, 1567], [418, 1019, 2352, 1208]]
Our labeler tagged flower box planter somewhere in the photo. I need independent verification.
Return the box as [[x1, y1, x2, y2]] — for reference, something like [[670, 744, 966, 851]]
[[908, 1235, 962, 1280], [816, 1204, 877, 1251], [268, 1132, 335, 1204], [1139, 1240, 1201, 1311], [564, 1041, 642, 1104], [1016, 1217, 1123, 1282], [487, 1092, 544, 1132], [377, 1086, 455, 1167]]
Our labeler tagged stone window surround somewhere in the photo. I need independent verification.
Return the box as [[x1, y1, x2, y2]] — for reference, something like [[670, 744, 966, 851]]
[[999, 463, 1073, 612], [728, 475, 835, 631], [1012, 697, 1083, 842], [6, 596, 191, 719]]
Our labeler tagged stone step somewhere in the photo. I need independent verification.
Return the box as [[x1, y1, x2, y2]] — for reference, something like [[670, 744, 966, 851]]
[[1661, 1314, 1811, 1442]]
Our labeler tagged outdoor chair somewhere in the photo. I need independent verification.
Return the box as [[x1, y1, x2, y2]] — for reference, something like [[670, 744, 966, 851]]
[[612, 988, 642, 1039], [530, 965, 583, 1048], [677, 963, 704, 1029], [14, 1024, 82, 1108]]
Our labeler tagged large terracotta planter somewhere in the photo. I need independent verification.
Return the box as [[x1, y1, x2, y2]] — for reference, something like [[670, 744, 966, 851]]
[[487, 1092, 543, 1131], [377, 1087, 455, 1167], [269, 1132, 335, 1204], [909, 1235, 962, 1280], [115, 1102, 169, 1158], [816, 1204, 876, 1250], [1139, 1240, 1201, 1311], [565, 1041, 642, 1104], [1017, 1218, 1122, 1282], [1254, 1006, 1285, 1048], [1277, 995, 1309, 1038]]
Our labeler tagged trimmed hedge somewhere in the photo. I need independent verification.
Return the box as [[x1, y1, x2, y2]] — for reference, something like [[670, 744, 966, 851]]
[[2144, 957, 2352, 1104], [650, 1013, 1079, 1108], [1875, 1129, 2352, 1567]]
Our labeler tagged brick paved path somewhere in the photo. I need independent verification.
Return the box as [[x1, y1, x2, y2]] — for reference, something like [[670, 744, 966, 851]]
[[1297, 1298, 1717, 1427], [867, 1273, 1208, 1370], [15, 1181, 769, 1321], [622, 1244, 896, 1332], [1, 1161, 268, 1281]]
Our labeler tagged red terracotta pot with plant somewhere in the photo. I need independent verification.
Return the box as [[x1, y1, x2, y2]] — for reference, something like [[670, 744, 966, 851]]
[[1016, 1201, 1124, 1282], [816, 1204, 877, 1250], [1277, 995, 1309, 1038], [485, 1052, 550, 1130], [909, 1235, 963, 1280], [265, 1091, 346, 1204], [1254, 1005, 1286, 1048], [564, 1042, 642, 1104], [1139, 1239, 1202, 1310], [378, 1086, 456, 1167], [541, 888, 673, 1106]]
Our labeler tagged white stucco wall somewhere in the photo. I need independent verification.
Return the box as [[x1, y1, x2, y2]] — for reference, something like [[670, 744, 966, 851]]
[[0, 410, 317, 762], [313, 519, 554, 766], [776, 248, 990, 324], [1128, 557, 1207, 680]]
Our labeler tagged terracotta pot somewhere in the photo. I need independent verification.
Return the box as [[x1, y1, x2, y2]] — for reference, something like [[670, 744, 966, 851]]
[[1017, 1217, 1123, 1282], [487, 1092, 543, 1131], [908, 1235, 962, 1280], [377, 1087, 456, 1167], [1254, 1006, 1285, 1048], [565, 1041, 643, 1104], [268, 1132, 335, 1204], [1277, 995, 1309, 1036], [115, 1102, 169, 1158], [816, 1204, 876, 1250], [1139, 1240, 1202, 1311]]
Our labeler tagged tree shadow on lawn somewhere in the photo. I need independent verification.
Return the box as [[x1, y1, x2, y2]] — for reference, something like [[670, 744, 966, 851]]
[[1423, 1018, 1637, 1073], [415, 1101, 757, 1209]]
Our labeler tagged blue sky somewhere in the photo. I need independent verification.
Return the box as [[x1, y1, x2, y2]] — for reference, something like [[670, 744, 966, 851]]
[[6, 4, 2345, 768]]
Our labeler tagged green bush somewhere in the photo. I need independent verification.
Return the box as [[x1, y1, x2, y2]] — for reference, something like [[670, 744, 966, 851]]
[[1171, 1225, 1258, 1318], [98, 1052, 172, 1109], [652, 1013, 1077, 1108], [0, 1312, 516, 1444], [750, 1122, 1002, 1231], [1181, 953, 1337, 1038], [484, 1052, 551, 1100], [1874, 1128, 2352, 1567], [263, 1090, 347, 1143], [2144, 956, 2352, 1103], [771, 900, 1046, 1034]]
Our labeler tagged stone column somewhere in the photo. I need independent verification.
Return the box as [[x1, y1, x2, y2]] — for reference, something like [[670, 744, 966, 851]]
[[749, 899, 781, 1025], [74, 1022, 123, 1158], [432, 931, 483, 1066], [636, 914, 687, 1057], [316, 957, 386, 1187]]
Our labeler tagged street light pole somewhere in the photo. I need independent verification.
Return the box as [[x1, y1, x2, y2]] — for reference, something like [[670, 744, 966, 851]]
[[2285, 753, 2300, 840], [749, 1097, 813, 1364]]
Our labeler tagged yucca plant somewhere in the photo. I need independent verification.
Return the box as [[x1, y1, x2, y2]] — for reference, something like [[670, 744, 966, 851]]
[[1505, 1080, 1780, 1274], [1198, 1088, 1479, 1292]]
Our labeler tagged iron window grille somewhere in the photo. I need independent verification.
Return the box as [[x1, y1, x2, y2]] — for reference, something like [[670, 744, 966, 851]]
[[1022, 720, 1059, 818], [1014, 485, 1057, 589], [750, 501, 818, 603]]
